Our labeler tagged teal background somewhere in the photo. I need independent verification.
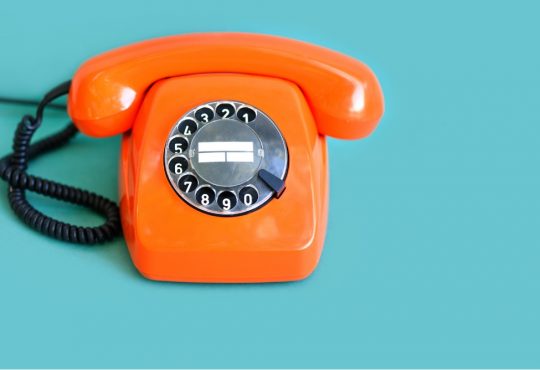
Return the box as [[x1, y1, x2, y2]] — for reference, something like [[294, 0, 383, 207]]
[[1, 0, 539, 368]]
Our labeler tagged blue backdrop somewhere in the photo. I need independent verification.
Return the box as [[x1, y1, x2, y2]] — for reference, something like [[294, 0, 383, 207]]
[[0, 0, 539, 367]]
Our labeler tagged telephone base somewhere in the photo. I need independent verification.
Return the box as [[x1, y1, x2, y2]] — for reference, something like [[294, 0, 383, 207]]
[[118, 74, 329, 283]]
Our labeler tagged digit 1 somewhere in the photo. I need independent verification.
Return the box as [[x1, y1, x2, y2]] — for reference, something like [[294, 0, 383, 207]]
[[242, 113, 249, 122]]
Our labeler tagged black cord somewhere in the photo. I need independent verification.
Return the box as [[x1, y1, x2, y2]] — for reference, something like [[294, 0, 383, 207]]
[[0, 96, 66, 110], [0, 81, 121, 244]]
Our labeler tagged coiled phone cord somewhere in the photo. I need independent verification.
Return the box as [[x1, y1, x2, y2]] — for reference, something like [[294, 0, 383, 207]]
[[0, 81, 121, 244]]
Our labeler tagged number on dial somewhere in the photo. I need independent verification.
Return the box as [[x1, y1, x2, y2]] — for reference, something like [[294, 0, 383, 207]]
[[196, 187, 216, 207], [239, 186, 259, 206], [178, 174, 198, 193], [178, 119, 197, 136], [237, 107, 256, 123], [168, 136, 189, 153], [195, 106, 214, 123], [217, 191, 237, 211], [216, 103, 236, 119], [168, 156, 188, 175]]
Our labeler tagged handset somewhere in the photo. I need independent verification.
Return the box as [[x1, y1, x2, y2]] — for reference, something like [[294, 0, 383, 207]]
[[68, 33, 384, 139]]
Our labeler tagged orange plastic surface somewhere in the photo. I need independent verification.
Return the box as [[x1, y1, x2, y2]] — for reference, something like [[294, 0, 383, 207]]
[[68, 33, 384, 140], [119, 74, 328, 282]]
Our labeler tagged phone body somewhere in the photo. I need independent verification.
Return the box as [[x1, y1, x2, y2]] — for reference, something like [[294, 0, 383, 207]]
[[66, 33, 384, 282]]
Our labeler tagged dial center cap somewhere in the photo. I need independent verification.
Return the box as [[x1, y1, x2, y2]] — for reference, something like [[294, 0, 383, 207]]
[[190, 119, 263, 187]]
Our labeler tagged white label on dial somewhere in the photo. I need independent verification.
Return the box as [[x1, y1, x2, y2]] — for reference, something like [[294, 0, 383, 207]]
[[198, 141, 255, 163], [198, 152, 226, 163], [198, 141, 253, 152], [226, 152, 254, 162]]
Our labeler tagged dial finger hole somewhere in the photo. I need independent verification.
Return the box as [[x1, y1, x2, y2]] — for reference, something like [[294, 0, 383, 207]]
[[239, 186, 259, 206], [195, 106, 214, 123], [178, 118, 198, 136], [196, 186, 216, 207], [217, 191, 237, 211], [168, 136, 189, 154], [178, 174, 198, 193], [216, 103, 236, 119], [237, 106, 256, 123], [168, 156, 189, 175]]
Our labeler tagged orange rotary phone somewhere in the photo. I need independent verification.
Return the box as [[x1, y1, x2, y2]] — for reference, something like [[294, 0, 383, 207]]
[[0, 33, 384, 282]]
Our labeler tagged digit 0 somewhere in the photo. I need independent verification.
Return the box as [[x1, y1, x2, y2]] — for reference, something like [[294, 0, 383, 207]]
[[216, 103, 235, 119], [239, 186, 258, 206]]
